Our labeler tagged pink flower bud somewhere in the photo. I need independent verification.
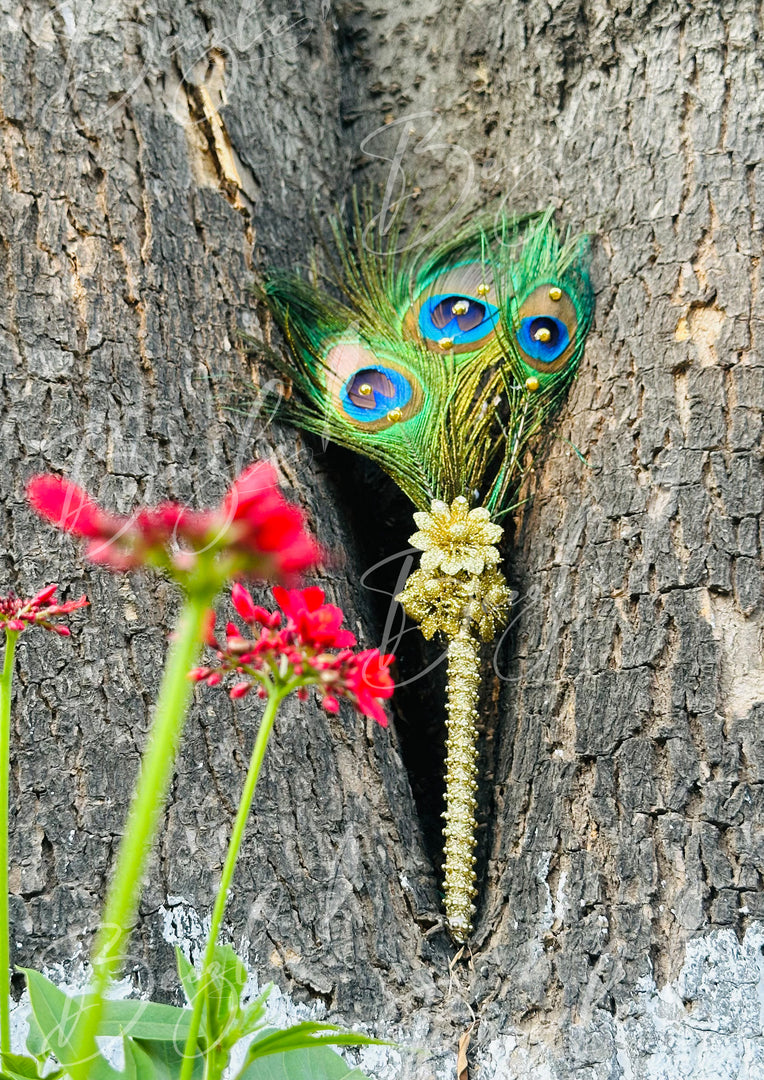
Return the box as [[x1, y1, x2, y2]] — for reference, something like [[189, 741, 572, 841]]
[[226, 636, 250, 655], [231, 582, 258, 623], [32, 584, 59, 605]]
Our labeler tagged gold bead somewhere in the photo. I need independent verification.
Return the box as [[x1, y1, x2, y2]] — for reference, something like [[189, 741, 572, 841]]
[[387, 407, 402, 423], [525, 376, 540, 392], [477, 283, 490, 296], [534, 326, 551, 342], [549, 286, 562, 301], [357, 382, 372, 396], [451, 300, 469, 315], [439, 336, 454, 349]]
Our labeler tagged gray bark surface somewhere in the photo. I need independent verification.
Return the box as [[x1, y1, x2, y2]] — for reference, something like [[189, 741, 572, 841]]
[[1, 1, 763, 1077]]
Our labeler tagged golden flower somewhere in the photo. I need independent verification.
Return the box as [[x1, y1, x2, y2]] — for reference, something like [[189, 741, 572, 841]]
[[469, 567, 511, 641], [397, 566, 511, 642], [409, 497, 504, 577], [396, 569, 468, 639]]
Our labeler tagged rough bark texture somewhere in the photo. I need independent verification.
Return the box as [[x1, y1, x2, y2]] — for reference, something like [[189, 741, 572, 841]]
[[1, 1, 763, 1077]]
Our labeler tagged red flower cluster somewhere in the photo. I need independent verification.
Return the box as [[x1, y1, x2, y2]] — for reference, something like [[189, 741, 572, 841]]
[[26, 464, 320, 587], [0, 584, 88, 636], [191, 584, 395, 726]]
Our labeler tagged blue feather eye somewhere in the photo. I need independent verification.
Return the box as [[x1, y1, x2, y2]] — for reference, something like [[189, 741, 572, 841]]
[[418, 295, 499, 347], [340, 365, 412, 422], [512, 284, 578, 376], [516, 316, 570, 363], [323, 342, 423, 430]]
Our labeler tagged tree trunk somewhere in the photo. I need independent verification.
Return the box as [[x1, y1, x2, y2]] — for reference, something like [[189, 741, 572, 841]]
[[2, 1, 763, 1076]]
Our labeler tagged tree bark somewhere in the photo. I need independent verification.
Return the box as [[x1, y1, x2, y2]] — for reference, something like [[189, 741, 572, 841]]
[[1, 1, 763, 1077]]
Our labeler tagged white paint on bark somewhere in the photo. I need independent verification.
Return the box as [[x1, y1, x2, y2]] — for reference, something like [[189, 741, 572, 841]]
[[159, 895, 209, 966], [477, 924, 764, 1079]]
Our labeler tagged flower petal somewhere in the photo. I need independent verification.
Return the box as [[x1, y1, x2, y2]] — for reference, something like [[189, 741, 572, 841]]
[[231, 582, 259, 623], [27, 475, 125, 539]]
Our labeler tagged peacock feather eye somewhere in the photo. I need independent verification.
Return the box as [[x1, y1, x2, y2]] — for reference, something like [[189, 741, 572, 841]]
[[418, 294, 499, 347], [517, 315, 569, 361], [323, 341, 423, 431], [406, 263, 500, 354], [512, 282, 579, 374]]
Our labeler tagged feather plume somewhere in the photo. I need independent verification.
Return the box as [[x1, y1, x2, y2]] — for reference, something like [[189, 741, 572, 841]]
[[260, 201, 592, 513]]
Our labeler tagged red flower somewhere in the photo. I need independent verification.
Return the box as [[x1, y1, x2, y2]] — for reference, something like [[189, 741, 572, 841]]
[[231, 582, 278, 627], [26, 464, 321, 589], [272, 586, 356, 649], [0, 585, 88, 636], [346, 650, 395, 726], [24, 475, 123, 540], [193, 585, 394, 726]]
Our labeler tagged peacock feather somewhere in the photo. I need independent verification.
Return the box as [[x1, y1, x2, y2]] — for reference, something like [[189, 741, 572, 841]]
[[259, 198, 594, 943]]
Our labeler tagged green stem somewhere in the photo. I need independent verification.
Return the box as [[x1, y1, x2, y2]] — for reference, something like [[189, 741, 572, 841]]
[[179, 687, 287, 1080], [71, 591, 214, 1080], [0, 631, 19, 1056]]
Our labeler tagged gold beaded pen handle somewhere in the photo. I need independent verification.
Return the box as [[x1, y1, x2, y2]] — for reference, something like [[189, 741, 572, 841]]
[[397, 497, 510, 941]]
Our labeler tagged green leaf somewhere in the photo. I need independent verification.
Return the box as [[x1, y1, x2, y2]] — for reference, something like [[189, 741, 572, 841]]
[[0, 1052, 61, 1080], [205, 946, 248, 1045], [23, 967, 207, 1080], [1, 1052, 40, 1078], [245, 1023, 387, 1063], [25, 967, 198, 1043], [122, 1038, 204, 1080], [236, 988, 272, 1039], [22, 970, 119, 1080], [24, 1012, 45, 1061], [175, 950, 198, 1008], [239, 1047, 369, 1080], [99, 1000, 194, 1043], [122, 1038, 157, 1080]]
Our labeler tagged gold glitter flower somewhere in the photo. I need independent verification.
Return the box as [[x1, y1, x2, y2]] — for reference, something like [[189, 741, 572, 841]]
[[396, 569, 468, 640], [409, 496, 503, 577], [397, 566, 510, 641], [469, 567, 511, 640]]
